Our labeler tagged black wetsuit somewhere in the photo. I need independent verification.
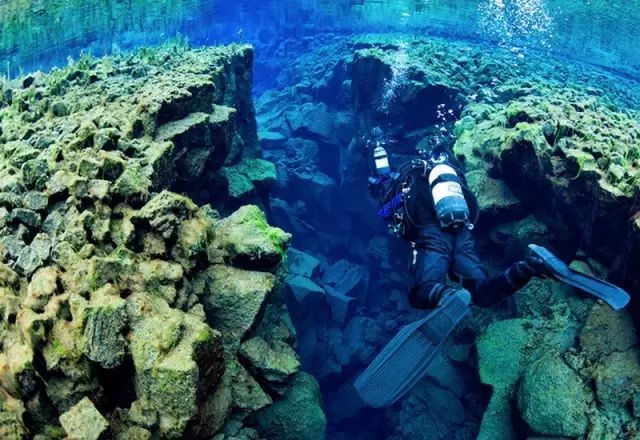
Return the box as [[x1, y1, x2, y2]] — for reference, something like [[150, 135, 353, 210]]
[[403, 165, 534, 309]]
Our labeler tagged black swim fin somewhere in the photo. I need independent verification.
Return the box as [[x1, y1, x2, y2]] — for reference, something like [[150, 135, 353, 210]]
[[354, 290, 471, 408], [527, 244, 630, 311]]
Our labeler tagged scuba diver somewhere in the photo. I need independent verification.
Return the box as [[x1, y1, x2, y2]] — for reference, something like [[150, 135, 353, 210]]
[[354, 127, 630, 408], [366, 127, 543, 310]]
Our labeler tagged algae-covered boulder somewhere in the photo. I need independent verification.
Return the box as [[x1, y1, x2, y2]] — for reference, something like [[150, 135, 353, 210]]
[[239, 336, 301, 393], [0, 389, 27, 439], [579, 303, 638, 360], [82, 284, 128, 369], [132, 190, 198, 239], [129, 296, 224, 437], [222, 158, 277, 200], [59, 397, 109, 440], [225, 357, 272, 412], [251, 372, 326, 440], [517, 354, 592, 437], [476, 319, 533, 440], [453, 85, 640, 260], [195, 265, 275, 342], [209, 205, 291, 272], [594, 349, 640, 411], [466, 169, 522, 216]]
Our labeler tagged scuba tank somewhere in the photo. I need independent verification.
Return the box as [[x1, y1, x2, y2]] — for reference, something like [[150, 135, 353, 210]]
[[428, 163, 470, 230], [373, 145, 391, 177]]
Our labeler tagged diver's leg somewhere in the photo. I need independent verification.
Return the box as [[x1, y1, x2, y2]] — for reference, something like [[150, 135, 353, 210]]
[[453, 229, 537, 307], [409, 226, 454, 309]]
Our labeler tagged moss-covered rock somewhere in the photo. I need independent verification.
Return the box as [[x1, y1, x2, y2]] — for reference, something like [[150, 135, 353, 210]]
[[239, 336, 301, 393], [517, 354, 592, 437], [129, 296, 224, 438], [194, 265, 275, 343], [251, 372, 326, 440], [222, 157, 277, 200], [225, 358, 272, 412], [82, 284, 128, 369], [209, 205, 291, 272], [59, 397, 109, 440], [594, 349, 640, 412], [476, 319, 533, 440], [453, 85, 640, 261], [0, 390, 28, 439], [579, 304, 638, 361]]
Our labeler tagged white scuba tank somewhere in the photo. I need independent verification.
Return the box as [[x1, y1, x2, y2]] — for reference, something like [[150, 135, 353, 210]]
[[428, 164, 470, 229]]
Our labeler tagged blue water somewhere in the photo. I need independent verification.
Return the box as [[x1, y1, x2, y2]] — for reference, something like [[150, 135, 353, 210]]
[[3, 1, 640, 439]]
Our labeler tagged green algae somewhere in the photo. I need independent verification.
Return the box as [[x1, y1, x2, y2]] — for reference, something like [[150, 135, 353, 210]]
[[454, 86, 640, 198]]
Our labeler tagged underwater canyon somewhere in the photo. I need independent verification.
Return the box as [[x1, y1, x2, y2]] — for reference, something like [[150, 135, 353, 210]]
[[1, 1, 640, 439]]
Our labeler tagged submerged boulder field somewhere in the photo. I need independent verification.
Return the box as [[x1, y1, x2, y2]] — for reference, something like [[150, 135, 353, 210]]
[[253, 33, 640, 439], [0, 42, 325, 439]]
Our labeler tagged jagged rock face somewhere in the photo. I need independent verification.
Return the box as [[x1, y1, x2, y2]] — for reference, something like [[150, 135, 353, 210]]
[[454, 87, 640, 261], [0, 44, 326, 440]]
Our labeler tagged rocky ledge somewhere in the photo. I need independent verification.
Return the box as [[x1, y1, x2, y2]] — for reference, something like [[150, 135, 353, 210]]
[[0, 41, 325, 439]]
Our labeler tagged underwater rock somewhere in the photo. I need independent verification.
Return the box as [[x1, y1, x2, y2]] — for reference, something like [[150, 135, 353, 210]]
[[0, 390, 27, 439], [579, 303, 637, 361], [517, 354, 592, 437], [594, 349, 640, 412], [393, 377, 477, 440], [489, 215, 549, 260], [209, 204, 290, 272], [285, 275, 325, 317], [239, 336, 301, 393], [287, 247, 321, 278], [466, 170, 522, 218], [82, 284, 128, 369], [221, 158, 277, 201], [283, 170, 338, 219], [251, 372, 326, 440], [476, 319, 533, 440], [59, 397, 109, 440], [286, 102, 339, 144], [454, 86, 640, 260], [351, 45, 463, 135], [225, 358, 272, 412], [324, 286, 358, 326], [129, 296, 224, 438], [195, 264, 275, 342], [322, 259, 369, 301]]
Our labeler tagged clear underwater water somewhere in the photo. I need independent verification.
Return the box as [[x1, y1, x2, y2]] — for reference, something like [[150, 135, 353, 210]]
[[2, 1, 640, 439]]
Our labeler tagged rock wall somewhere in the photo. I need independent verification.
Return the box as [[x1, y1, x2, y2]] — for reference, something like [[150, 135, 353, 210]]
[[0, 42, 326, 439]]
